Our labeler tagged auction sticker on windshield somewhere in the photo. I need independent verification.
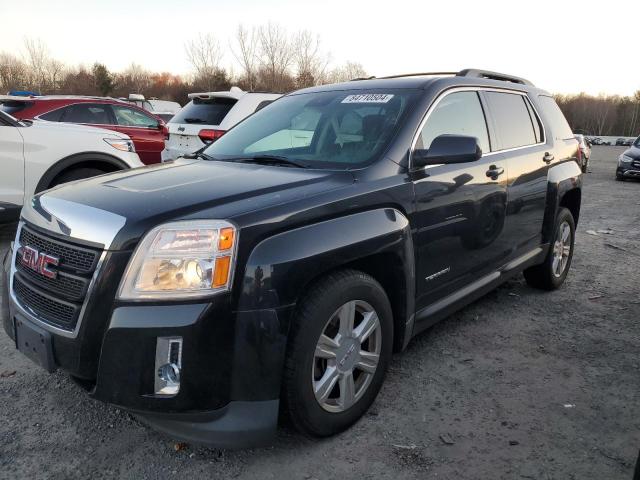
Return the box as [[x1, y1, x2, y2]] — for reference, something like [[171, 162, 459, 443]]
[[341, 94, 394, 103]]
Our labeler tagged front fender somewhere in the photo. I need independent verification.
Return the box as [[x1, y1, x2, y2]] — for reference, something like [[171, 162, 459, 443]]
[[238, 208, 413, 311]]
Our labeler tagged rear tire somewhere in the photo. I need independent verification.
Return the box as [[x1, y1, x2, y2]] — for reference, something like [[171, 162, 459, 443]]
[[524, 207, 575, 290], [282, 269, 393, 437], [50, 167, 106, 188]]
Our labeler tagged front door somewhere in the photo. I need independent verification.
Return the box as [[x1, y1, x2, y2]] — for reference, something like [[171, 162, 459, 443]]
[[0, 122, 25, 211], [411, 90, 510, 311], [110, 105, 164, 165]]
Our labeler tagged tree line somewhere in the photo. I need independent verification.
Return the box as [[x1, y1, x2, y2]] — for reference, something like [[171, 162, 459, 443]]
[[555, 92, 640, 137], [0, 24, 367, 105], [2, 31, 639, 137]]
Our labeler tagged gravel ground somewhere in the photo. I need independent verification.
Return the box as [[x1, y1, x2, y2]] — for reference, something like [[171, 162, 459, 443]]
[[0, 146, 639, 479]]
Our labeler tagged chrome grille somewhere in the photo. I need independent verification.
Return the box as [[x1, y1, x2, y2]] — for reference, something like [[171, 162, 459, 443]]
[[13, 225, 102, 331]]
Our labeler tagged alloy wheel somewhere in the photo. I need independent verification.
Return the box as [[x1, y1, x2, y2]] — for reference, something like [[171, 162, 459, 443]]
[[552, 220, 572, 277], [312, 300, 382, 413]]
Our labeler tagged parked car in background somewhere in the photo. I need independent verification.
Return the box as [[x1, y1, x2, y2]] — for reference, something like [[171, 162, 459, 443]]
[[0, 110, 143, 222], [589, 137, 603, 145], [616, 138, 627, 146], [124, 94, 181, 123], [574, 134, 591, 172], [162, 87, 281, 161], [0, 95, 167, 164], [616, 136, 640, 181]]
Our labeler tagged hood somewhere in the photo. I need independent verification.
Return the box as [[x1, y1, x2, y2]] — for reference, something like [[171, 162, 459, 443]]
[[624, 145, 640, 159], [25, 159, 355, 249], [28, 119, 129, 139]]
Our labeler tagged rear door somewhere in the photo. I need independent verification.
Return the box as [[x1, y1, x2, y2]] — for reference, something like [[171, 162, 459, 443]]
[[0, 118, 25, 211], [110, 105, 164, 164], [412, 90, 510, 310], [482, 91, 549, 256]]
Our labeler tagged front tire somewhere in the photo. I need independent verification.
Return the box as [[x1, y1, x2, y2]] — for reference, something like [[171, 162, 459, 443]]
[[283, 270, 393, 437], [524, 207, 575, 290]]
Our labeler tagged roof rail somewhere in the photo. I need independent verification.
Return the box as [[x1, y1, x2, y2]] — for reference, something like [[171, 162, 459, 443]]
[[457, 69, 533, 86], [377, 72, 457, 80]]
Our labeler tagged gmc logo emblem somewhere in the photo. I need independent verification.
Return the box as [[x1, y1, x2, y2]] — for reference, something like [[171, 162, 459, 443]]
[[19, 246, 59, 279]]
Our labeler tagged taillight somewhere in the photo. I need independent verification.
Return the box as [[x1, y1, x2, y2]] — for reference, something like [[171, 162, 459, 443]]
[[198, 129, 225, 144], [162, 124, 169, 140]]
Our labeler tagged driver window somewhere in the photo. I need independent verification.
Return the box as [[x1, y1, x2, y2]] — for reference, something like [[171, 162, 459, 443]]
[[417, 91, 490, 153]]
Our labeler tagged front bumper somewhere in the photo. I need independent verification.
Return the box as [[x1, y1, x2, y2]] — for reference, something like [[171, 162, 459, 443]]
[[3, 242, 294, 447], [617, 166, 640, 178]]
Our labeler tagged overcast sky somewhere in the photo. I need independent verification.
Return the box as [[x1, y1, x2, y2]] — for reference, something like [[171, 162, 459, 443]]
[[0, 0, 637, 96]]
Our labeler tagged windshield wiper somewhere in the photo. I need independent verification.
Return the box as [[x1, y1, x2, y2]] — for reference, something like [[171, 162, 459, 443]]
[[227, 155, 308, 168], [182, 151, 215, 160]]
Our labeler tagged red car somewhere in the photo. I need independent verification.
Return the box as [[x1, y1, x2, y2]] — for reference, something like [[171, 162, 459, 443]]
[[1, 96, 167, 164]]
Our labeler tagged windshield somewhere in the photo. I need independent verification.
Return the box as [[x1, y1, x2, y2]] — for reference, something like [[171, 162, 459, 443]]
[[203, 89, 419, 169]]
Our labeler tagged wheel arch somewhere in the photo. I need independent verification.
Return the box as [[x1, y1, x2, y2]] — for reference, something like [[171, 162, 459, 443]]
[[35, 152, 129, 193], [541, 161, 583, 243], [237, 208, 416, 352]]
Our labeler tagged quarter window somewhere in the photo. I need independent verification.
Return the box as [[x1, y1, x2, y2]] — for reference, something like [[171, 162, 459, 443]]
[[417, 91, 490, 154], [485, 92, 537, 150]]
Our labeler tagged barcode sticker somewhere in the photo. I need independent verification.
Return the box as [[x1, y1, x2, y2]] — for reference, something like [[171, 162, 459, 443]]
[[341, 94, 394, 104]]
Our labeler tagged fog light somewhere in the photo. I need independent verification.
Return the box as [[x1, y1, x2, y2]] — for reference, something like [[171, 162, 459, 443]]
[[154, 337, 182, 396]]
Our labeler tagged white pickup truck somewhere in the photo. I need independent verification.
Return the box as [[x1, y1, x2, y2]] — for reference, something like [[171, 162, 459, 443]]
[[0, 110, 143, 222]]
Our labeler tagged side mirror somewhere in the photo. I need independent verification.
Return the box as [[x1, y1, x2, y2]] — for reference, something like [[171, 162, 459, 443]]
[[413, 134, 482, 168]]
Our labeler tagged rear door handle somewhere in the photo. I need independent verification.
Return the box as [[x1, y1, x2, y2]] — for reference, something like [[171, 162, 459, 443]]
[[543, 152, 554, 163], [486, 165, 504, 179]]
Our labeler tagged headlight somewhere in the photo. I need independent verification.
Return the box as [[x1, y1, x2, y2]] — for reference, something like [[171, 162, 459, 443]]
[[619, 154, 632, 165], [117, 220, 237, 300], [105, 138, 136, 152]]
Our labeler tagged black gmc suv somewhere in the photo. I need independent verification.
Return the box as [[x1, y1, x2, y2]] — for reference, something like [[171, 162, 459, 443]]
[[2, 69, 583, 448]]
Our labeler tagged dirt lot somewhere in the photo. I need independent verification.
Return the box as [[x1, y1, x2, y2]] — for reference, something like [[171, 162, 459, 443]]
[[0, 146, 638, 480]]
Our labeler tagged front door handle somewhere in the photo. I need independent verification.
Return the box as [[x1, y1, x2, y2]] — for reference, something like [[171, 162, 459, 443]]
[[543, 152, 555, 163], [486, 165, 504, 179]]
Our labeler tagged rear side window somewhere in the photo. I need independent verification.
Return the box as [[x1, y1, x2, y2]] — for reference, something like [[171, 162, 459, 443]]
[[417, 91, 490, 153], [485, 92, 537, 150], [62, 104, 112, 125], [170, 98, 237, 125], [0, 100, 33, 115], [39, 108, 65, 122], [537, 96, 573, 140]]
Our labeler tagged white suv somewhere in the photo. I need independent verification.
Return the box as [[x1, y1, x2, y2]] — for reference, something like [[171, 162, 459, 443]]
[[0, 111, 143, 222], [162, 87, 281, 161]]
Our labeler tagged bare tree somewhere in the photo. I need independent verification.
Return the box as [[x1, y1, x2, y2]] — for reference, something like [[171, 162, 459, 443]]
[[0, 52, 28, 91], [326, 61, 368, 84], [292, 30, 329, 88], [23, 37, 51, 92], [185, 33, 224, 90], [256, 23, 294, 91], [232, 25, 259, 90], [45, 58, 65, 93], [120, 63, 153, 93]]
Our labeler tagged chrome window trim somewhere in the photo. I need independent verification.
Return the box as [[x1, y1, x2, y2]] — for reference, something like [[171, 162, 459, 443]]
[[9, 221, 109, 339], [410, 86, 548, 169]]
